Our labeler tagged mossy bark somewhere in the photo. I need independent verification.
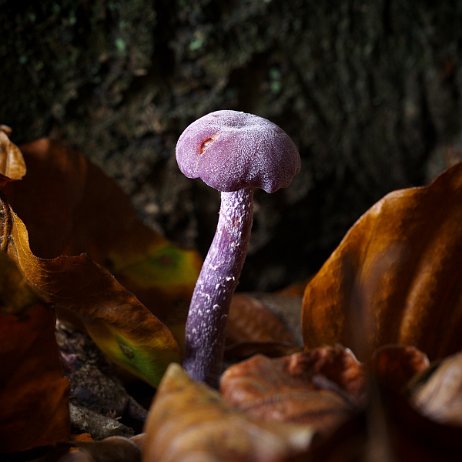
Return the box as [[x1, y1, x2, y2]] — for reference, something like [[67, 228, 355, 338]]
[[1, 0, 461, 289]]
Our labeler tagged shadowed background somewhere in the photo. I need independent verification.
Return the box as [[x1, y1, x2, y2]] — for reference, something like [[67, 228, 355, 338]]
[[1, 0, 461, 290]]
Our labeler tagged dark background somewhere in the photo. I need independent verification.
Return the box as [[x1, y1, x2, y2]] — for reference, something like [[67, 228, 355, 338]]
[[1, 0, 461, 290]]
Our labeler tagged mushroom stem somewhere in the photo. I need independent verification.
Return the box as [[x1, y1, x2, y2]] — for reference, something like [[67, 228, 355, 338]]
[[183, 188, 254, 385]]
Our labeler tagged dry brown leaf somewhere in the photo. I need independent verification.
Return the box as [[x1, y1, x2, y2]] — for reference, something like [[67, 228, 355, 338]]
[[371, 345, 430, 392], [6, 208, 180, 386], [0, 304, 70, 452], [0, 252, 37, 315], [0, 182, 69, 454], [0, 135, 200, 385], [226, 292, 301, 347], [306, 386, 462, 462], [57, 436, 141, 462], [302, 163, 462, 360], [11, 139, 201, 336], [143, 363, 313, 462], [0, 129, 26, 187], [220, 347, 365, 436], [412, 352, 462, 426]]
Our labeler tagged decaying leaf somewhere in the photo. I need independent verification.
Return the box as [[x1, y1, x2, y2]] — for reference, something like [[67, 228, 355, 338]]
[[0, 137, 69, 453], [0, 136, 203, 385], [220, 347, 365, 436], [0, 128, 26, 187], [0, 303, 70, 452], [226, 292, 302, 347], [224, 291, 303, 361], [143, 363, 313, 462], [13, 139, 201, 341], [307, 385, 462, 462], [6, 208, 180, 386], [0, 251, 37, 315], [302, 163, 462, 360], [371, 345, 430, 392], [412, 352, 462, 426], [57, 436, 142, 462]]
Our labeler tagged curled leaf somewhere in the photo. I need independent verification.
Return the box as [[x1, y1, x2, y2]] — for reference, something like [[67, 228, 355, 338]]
[[302, 163, 462, 360], [371, 345, 430, 392], [0, 137, 200, 385], [0, 129, 26, 187], [143, 363, 313, 462], [13, 139, 201, 337], [412, 352, 462, 426], [227, 292, 302, 347], [0, 304, 70, 452], [220, 347, 365, 436], [225, 292, 302, 361], [6, 208, 180, 386], [0, 252, 37, 315]]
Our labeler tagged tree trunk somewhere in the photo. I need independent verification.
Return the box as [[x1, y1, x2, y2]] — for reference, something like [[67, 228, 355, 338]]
[[1, 0, 461, 289]]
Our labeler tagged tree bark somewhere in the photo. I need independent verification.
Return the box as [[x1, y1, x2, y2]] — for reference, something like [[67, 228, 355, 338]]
[[1, 0, 461, 289]]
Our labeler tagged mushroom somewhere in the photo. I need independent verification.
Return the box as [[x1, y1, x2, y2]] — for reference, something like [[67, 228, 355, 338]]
[[176, 110, 300, 385]]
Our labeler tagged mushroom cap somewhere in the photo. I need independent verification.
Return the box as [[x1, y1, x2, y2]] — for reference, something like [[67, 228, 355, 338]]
[[176, 110, 301, 193]]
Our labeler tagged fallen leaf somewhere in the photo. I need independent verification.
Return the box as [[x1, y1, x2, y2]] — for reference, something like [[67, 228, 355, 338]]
[[225, 341, 301, 361], [0, 135, 181, 386], [412, 352, 462, 426], [302, 163, 462, 360], [57, 436, 141, 462], [224, 291, 303, 363], [0, 251, 37, 315], [0, 138, 69, 453], [143, 363, 313, 462], [0, 129, 26, 187], [307, 385, 462, 462], [11, 139, 201, 340], [220, 347, 365, 436], [226, 293, 301, 344], [0, 303, 70, 452], [371, 345, 430, 392], [6, 207, 180, 386]]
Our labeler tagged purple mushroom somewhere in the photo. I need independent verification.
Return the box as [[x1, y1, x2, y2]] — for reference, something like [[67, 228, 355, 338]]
[[176, 110, 300, 385]]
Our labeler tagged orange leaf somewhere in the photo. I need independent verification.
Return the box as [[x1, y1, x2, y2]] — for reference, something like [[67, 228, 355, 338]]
[[302, 163, 462, 360], [371, 345, 430, 392], [11, 139, 201, 336], [0, 135, 198, 385], [0, 129, 26, 187], [0, 304, 69, 452], [143, 363, 313, 462], [7, 209, 180, 386]]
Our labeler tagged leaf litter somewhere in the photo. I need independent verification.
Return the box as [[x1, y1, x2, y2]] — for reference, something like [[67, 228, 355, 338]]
[[1, 129, 462, 460]]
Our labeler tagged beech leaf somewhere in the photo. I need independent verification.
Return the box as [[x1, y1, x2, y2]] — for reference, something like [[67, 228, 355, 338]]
[[224, 292, 302, 361], [0, 135, 188, 385], [220, 347, 365, 437], [58, 436, 142, 462], [371, 345, 430, 392], [6, 208, 180, 386], [143, 363, 313, 462], [12, 139, 201, 340], [0, 128, 26, 187], [0, 304, 70, 452], [412, 352, 462, 426], [302, 163, 462, 360]]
